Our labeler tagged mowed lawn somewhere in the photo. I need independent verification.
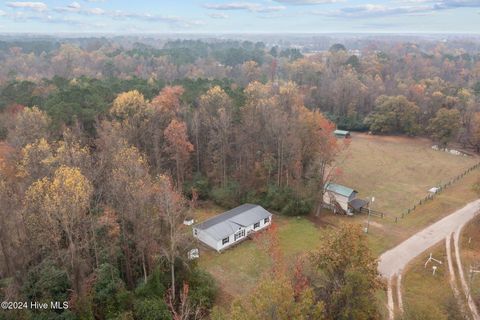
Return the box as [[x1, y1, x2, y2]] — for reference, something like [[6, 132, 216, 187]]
[[194, 204, 321, 306], [336, 133, 479, 216], [402, 242, 460, 319], [460, 216, 480, 306], [363, 169, 480, 255]]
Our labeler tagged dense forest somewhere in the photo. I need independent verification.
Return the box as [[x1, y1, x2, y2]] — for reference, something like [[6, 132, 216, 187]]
[[0, 36, 479, 319]]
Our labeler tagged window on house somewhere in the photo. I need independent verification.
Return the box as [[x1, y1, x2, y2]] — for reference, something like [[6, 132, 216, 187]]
[[254, 222, 260, 229], [264, 217, 270, 224], [234, 229, 245, 241], [222, 237, 229, 245]]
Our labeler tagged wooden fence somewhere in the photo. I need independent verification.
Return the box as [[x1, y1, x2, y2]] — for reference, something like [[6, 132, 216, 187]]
[[359, 207, 385, 218], [395, 162, 480, 222]]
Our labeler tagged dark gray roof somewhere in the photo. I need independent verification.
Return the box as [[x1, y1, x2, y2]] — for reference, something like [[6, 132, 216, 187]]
[[194, 204, 271, 241], [349, 198, 368, 210]]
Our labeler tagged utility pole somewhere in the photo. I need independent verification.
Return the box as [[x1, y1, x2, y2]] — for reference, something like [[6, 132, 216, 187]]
[[365, 196, 375, 234]]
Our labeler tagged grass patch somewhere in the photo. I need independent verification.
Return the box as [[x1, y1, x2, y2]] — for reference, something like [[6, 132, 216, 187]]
[[337, 133, 478, 216], [460, 216, 480, 307], [330, 133, 480, 255], [364, 169, 480, 255], [402, 243, 461, 319]]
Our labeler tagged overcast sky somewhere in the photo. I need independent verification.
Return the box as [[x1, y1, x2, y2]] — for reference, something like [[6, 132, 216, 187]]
[[0, 0, 479, 34]]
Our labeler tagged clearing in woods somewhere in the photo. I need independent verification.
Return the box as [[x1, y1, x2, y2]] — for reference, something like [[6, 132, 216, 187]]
[[337, 133, 478, 216], [194, 133, 480, 308]]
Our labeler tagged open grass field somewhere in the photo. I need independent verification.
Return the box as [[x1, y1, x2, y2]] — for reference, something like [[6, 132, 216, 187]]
[[402, 243, 461, 319], [364, 169, 480, 255], [317, 156, 480, 255], [460, 216, 480, 308], [337, 133, 479, 216]]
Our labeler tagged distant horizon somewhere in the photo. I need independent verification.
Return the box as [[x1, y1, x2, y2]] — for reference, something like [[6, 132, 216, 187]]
[[0, 1, 479, 34], [2, 31, 480, 37]]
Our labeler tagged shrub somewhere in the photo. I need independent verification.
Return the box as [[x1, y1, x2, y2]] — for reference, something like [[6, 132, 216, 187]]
[[186, 268, 217, 310], [92, 264, 131, 320], [133, 298, 171, 320], [22, 260, 70, 303], [261, 185, 313, 216], [210, 181, 240, 208], [134, 268, 167, 299], [184, 173, 210, 200]]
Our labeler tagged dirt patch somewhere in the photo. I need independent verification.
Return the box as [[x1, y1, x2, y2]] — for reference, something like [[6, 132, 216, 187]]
[[369, 221, 385, 229], [306, 210, 345, 229]]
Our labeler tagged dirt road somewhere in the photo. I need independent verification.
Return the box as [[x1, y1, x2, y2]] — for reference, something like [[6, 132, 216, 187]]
[[378, 199, 480, 278], [378, 199, 480, 319]]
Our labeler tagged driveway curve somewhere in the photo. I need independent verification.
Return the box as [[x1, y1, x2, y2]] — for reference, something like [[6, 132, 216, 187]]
[[378, 199, 480, 278]]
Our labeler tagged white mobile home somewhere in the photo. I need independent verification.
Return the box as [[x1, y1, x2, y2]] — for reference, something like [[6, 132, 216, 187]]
[[193, 204, 272, 252]]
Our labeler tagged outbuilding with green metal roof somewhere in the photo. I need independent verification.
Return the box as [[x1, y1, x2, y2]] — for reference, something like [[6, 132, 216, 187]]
[[323, 182, 365, 215]]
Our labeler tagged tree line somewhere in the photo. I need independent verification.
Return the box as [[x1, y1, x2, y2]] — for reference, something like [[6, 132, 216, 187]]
[[0, 75, 346, 319], [1, 39, 480, 149], [1, 37, 479, 319]]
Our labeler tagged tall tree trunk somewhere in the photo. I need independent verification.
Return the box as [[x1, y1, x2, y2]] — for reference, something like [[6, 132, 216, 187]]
[[176, 153, 181, 189], [196, 131, 200, 173], [171, 259, 175, 299], [119, 213, 134, 288], [277, 139, 281, 187], [142, 252, 148, 284], [0, 237, 12, 277], [91, 218, 99, 269]]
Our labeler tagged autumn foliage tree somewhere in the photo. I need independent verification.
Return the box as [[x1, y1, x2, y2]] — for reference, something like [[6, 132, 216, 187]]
[[23, 166, 93, 295], [7, 106, 51, 148], [164, 119, 194, 188], [309, 224, 383, 320], [155, 175, 191, 300]]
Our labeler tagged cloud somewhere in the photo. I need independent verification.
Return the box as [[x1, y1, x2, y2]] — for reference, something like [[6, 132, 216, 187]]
[[54, 2, 105, 15], [318, 0, 480, 19], [208, 12, 229, 19], [68, 2, 81, 10], [3, 2, 203, 29], [203, 2, 286, 13], [320, 3, 434, 18], [6, 2, 48, 12], [108, 11, 205, 28], [434, 0, 480, 9], [273, 0, 343, 4]]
